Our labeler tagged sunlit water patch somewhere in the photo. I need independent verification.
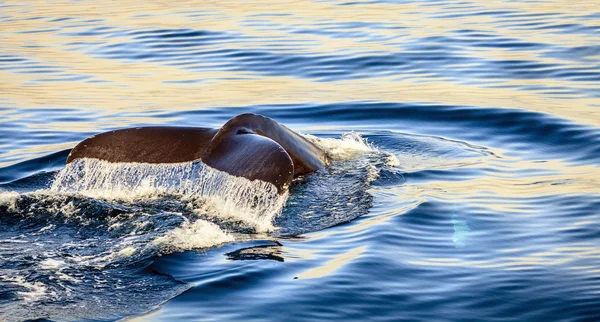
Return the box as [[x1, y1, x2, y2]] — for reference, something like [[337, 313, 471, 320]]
[[1, 0, 600, 321]]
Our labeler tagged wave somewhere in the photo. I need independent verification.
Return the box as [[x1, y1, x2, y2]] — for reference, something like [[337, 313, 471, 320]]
[[0, 132, 387, 320]]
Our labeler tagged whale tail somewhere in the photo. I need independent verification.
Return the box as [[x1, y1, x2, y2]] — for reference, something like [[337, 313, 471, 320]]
[[66, 113, 328, 193], [203, 130, 295, 193]]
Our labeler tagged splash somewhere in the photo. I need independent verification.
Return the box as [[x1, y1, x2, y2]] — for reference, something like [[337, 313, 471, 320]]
[[0, 132, 387, 321], [151, 219, 234, 253], [0, 190, 19, 212], [304, 132, 376, 160], [0, 275, 50, 302], [274, 132, 389, 235], [51, 158, 288, 232]]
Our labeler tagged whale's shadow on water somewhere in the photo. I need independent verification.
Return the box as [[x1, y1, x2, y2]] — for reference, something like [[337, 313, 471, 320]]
[[225, 243, 285, 262]]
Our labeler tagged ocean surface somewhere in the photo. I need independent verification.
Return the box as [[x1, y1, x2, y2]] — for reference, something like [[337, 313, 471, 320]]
[[1, 1, 600, 321]]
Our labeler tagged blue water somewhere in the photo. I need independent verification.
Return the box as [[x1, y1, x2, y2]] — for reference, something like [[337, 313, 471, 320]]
[[1, 1, 600, 321]]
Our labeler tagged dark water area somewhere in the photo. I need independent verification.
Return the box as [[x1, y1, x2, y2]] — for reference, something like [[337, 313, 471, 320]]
[[1, 1, 600, 321]]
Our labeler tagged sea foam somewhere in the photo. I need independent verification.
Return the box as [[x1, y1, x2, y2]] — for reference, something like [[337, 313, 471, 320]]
[[51, 158, 288, 232]]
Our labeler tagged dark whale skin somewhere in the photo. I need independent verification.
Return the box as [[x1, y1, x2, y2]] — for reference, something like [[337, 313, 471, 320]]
[[67, 113, 328, 193]]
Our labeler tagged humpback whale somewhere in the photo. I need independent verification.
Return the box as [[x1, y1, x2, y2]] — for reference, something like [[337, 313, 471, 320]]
[[67, 113, 328, 193]]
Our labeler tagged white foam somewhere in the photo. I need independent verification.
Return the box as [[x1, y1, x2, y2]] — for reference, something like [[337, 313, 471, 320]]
[[39, 257, 81, 283], [304, 132, 376, 160], [69, 245, 140, 269], [150, 219, 233, 253], [385, 154, 401, 167], [1, 275, 49, 302], [305, 133, 403, 171], [39, 258, 66, 270], [50, 159, 288, 232], [366, 164, 380, 183], [110, 246, 137, 259], [0, 190, 19, 212], [38, 224, 56, 233]]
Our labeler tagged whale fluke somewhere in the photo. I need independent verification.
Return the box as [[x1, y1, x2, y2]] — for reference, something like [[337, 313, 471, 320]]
[[67, 113, 328, 193]]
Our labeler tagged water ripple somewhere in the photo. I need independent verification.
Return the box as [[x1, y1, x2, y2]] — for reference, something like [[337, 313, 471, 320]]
[[1, 0, 599, 321]]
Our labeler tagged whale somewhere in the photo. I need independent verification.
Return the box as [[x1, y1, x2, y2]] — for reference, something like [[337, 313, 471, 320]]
[[66, 113, 329, 193]]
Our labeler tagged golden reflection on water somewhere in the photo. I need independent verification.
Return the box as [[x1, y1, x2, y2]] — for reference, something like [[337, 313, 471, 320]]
[[3, 71, 600, 128], [1, 0, 599, 127], [409, 245, 600, 271], [296, 246, 366, 279]]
